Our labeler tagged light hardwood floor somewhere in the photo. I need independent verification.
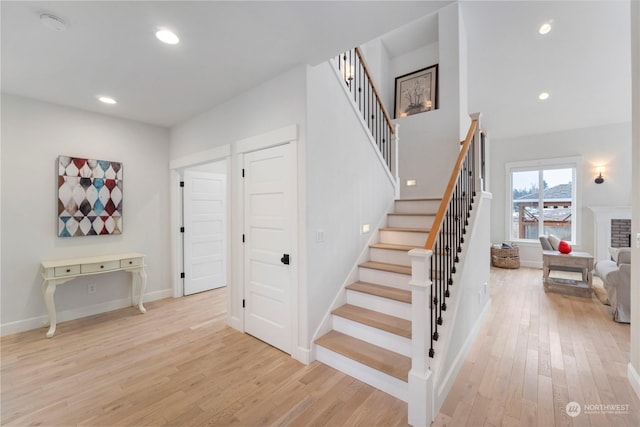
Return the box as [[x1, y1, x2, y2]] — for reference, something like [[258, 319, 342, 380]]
[[1, 267, 639, 426]]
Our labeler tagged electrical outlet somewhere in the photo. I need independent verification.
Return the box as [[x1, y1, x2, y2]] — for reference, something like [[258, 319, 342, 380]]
[[87, 284, 97, 294]]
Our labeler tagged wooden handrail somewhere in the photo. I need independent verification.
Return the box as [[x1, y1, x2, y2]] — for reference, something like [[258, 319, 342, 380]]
[[424, 120, 478, 250], [354, 47, 395, 134]]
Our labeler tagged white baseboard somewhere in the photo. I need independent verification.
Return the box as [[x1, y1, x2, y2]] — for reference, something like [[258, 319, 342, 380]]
[[435, 298, 492, 413], [0, 288, 172, 337], [629, 362, 640, 400], [292, 346, 312, 364]]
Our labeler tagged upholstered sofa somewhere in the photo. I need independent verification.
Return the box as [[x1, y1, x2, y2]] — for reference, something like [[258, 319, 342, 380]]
[[595, 248, 631, 323]]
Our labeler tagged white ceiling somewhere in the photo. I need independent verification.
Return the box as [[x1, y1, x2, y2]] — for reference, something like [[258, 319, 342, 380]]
[[462, 0, 631, 139], [1, 1, 448, 127], [1, 1, 632, 139]]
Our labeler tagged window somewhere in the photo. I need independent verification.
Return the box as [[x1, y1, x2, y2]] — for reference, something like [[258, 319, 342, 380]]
[[506, 157, 581, 244]]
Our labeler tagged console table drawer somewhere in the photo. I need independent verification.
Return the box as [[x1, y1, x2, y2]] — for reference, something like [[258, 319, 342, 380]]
[[81, 260, 120, 274], [121, 258, 142, 268], [54, 265, 81, 276]]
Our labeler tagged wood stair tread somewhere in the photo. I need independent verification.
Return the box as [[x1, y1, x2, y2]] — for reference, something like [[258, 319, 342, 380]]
[[379, 227, 430, 233], [332, 304, 411, 338], [358, 261, 411, 275], [315, 330, 410, 382], [346, 281, 411, 303], [369, 243, 420, 252]]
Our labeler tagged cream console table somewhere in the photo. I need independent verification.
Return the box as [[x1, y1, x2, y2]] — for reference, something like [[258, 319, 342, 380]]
[[41, 252, 147, 338]]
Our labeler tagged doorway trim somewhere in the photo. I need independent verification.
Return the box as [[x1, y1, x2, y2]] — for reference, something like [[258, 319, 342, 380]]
[[232, 124, 305, 362], [168, 124, 308, 363], [169, 144, 231, 301]]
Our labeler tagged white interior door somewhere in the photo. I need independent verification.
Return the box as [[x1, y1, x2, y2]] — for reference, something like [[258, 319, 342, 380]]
[[244, 143, 294, 354], [184, 170, 226, 296]]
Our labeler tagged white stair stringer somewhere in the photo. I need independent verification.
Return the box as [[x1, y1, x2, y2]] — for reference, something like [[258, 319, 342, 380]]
[[346, 288, 411, 320], [316, 345, 408, 402], [332, 315, 411, 357]]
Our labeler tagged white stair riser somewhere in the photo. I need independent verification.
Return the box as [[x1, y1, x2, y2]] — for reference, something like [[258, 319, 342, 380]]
[[358, 267, 410, 289], [380, 230, 428, 247], [394, 200, 441, 213], [369, 248, 411, 267], [332, 315, 411, 357], [315, 346, 408, 402], [387, 215, 435, 229], [346, 289, 411, 320]]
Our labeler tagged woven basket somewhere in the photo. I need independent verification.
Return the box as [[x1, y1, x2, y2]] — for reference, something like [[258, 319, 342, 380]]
[[491, 245, 520, 269]]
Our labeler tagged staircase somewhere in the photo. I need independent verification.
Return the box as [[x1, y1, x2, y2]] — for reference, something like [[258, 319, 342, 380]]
[[315, 198, 440, 401]]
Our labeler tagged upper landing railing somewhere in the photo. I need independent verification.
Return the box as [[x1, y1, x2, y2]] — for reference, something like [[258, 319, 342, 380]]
[[336, 47, 396, 175]]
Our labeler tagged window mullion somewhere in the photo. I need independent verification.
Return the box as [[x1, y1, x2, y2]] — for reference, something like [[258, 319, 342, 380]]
[[538, 170, 544, 238]]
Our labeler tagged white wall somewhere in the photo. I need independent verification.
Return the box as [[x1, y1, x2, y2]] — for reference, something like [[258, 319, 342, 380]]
[[391, 3, 470, 199], [1, 94, 171, 335], [358, 39, 392, 113], [170, 66, 307, 160], [489, 122, 632, 266], [306, 61, 396, 345], [168, 66, 309, 358]]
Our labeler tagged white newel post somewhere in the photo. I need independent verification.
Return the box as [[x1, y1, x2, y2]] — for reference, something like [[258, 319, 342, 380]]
[[408, 248, 433, 427], [394, 123, 400, 200], [470, 112, 483, 194]]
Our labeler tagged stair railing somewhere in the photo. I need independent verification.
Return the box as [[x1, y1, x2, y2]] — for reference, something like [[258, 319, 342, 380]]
[[407, 116, 482, 426], [424, 118, 479, 357], [336, 48, 397, 177]]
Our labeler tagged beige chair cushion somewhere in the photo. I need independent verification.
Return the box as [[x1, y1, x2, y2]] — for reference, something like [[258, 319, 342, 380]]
[[548, 234, 561, 251]]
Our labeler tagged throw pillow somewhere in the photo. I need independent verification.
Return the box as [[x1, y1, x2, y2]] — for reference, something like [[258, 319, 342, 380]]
[[548, 234, 561, 251], [558, 240, 572, 254]]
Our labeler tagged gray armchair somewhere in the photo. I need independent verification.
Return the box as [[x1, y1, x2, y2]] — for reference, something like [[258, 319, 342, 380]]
[[595, 248, 631, 323]]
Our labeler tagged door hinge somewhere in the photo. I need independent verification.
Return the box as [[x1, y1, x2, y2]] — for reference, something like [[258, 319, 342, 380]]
[[180, 181, 184, 187], [180, 272, 185, 279], [242, 168, 245, 178], [242, 234, 245, 243], [242, 299, 245, 308], [180, 226, 185, 233]]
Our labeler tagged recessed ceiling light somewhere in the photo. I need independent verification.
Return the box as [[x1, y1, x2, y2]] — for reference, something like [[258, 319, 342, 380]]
[[40, 13, 67, 32], [98, 96, 117, 105], [539, 22, 552, 35], [538, 92, 550, 101], [155, 29, 179, 45]]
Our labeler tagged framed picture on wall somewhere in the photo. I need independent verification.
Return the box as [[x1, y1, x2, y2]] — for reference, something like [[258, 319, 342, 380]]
[[394, 64, 438, 118], [57, 155, 123, 237]]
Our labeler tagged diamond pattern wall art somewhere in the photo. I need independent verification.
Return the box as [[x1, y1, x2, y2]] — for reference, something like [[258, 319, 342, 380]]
[[57, 155, 123, 237]]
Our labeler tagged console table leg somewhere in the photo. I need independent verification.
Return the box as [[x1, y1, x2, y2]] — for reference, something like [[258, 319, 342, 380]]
[[43, 280, 57, 338], [137, 268, 147, 313]]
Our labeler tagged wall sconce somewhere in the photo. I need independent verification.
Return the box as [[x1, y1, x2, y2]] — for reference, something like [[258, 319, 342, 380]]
[[595, 166, 605, 184]]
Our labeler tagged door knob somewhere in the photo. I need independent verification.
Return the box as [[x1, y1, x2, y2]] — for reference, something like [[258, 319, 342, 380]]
[[280, 254, 290, 265]]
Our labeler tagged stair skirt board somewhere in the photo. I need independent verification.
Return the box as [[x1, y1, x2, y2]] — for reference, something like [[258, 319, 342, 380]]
[[379, 230, 428, 247], [346, 289, 411, 320], [358, 268, 410, 289], [316, 346, 409, 402], [369, 248, 411, 267], [394, 199, 441, 214], [332, 315, 411, 357], [387, 214, 435, 229]]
